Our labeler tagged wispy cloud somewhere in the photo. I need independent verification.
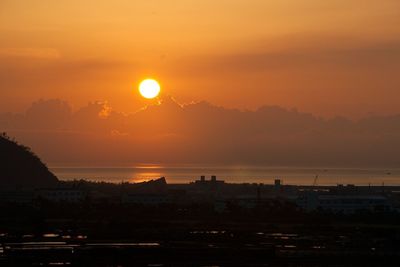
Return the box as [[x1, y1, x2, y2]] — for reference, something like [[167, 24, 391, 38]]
[[0, 47, 61, 59], [175, 37, 400, 74]]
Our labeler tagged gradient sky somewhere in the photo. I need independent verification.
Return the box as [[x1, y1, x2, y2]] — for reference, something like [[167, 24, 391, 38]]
[[1, 0, 400, 118]]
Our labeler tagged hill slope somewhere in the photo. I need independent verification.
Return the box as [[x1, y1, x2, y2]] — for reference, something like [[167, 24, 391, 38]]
[[0, 133, 58, 189]]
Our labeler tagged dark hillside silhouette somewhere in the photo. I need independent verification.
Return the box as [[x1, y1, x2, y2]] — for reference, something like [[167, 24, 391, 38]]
[[0, 132, 58, 189]]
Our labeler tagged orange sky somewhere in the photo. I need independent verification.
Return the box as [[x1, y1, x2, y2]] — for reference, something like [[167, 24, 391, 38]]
[[1, 0, 400, 118]]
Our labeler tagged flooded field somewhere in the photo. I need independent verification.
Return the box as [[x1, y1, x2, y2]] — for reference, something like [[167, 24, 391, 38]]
[[1, 226, 399, 267]]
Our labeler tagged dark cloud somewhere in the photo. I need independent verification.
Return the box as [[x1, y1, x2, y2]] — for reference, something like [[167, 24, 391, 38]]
[[2, 97, 400, 167], [25, 99, 72, 129]]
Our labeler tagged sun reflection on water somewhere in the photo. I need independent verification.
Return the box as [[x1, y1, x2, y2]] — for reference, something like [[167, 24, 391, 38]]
[[130, 172, 163, 183]]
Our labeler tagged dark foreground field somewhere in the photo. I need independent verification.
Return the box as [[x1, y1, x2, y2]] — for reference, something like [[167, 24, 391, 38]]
[[1, 202, 400, 266]]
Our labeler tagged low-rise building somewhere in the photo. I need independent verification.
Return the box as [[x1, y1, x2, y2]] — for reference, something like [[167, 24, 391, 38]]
[[36, 188, 86, 202], [121, 193, 168, 205], [297, 192, 392, 214], [0, 190, 34, 204]]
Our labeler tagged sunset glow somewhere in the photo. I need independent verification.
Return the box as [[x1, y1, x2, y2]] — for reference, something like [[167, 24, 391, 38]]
[[1, 2, 400, 264], [1, 0, 400, 168]]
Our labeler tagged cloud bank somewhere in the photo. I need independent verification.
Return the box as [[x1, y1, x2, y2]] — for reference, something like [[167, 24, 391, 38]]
[[1, 98, 400, 167]]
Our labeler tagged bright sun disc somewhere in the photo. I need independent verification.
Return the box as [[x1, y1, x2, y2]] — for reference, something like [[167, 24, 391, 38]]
[[139, 79, 161, 99]]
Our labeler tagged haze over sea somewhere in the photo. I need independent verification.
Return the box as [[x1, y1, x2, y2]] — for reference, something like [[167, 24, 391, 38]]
[[51, 166, 400, 186]]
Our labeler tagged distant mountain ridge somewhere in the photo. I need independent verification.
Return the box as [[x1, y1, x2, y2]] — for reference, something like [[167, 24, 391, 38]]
[[0, 133, 58, 189]]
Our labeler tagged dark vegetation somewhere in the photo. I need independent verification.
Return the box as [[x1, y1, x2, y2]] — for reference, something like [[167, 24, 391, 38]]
[[0, 132, 58, 189]]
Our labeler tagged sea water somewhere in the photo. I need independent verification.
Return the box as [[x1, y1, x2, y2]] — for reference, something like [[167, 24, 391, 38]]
[[50, 165, 400, 186]]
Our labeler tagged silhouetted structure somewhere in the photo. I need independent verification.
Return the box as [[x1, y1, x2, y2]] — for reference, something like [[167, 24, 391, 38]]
[[194, 175, 225, 186]]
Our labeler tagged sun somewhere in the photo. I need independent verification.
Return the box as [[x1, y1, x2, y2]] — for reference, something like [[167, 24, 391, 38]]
[[138, 79, 161, 99]]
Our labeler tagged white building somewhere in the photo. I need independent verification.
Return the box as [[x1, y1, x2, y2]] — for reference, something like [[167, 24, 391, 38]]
[[297, 192, 392, 214], [121, 193, 168, 205], [0, 191, 34, 204], [36, 188, 86, 202]]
